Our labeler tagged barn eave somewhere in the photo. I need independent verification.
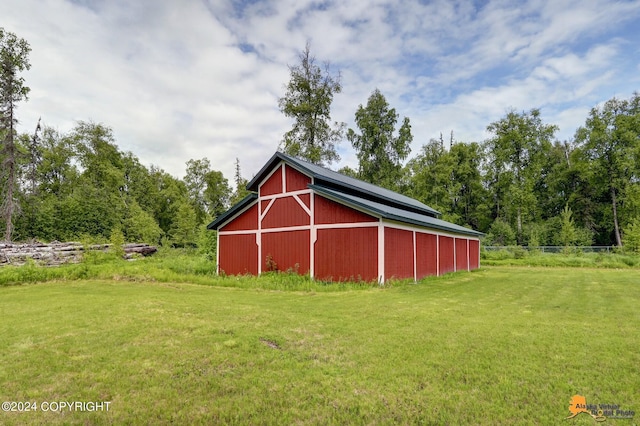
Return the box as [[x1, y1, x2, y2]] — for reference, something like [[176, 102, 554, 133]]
[[207, 192, 258, 230], [246, 152, 441, 218], [310, 185, 483, 238]]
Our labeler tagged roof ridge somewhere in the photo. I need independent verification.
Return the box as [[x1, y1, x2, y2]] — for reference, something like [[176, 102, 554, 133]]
[[257, 151, 441, 218]]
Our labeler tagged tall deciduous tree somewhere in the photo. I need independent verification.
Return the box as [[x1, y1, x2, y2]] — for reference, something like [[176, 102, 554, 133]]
[[278, 43, 344, 165], [0, 28, 31, 241], [484, 109, 557, 243], [184, 158, 231, 224], [449, 141, 489, 230], [407, 136, 488, 230], [204, 170, 231, 219], [347, 89, 412, 191], [148, 165, 188, 237], [574, 94, 640, 246], [184, 158, 212, 224]]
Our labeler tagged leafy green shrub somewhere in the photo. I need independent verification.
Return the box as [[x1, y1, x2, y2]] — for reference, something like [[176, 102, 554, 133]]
[[510, 246, 527, 259], [482, 249, 514, 260], [122, 200, 163, 244], [484, 219, 516, 246]]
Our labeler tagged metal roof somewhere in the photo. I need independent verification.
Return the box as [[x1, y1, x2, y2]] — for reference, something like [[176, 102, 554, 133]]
[[247, 151, 441, 218], [209, 152, 482, 237], [309, 184, 484, 237]]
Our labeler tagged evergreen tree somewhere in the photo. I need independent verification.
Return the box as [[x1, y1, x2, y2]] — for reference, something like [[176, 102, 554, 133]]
[[0, 28, 31, 241], [278, 43, 344, 165], [230, 157, 251, 205], [559, 204, 577, 247], [623, 217, 640, 254]]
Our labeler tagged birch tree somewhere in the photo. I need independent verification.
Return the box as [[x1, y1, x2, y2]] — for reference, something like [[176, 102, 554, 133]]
[[574, 94, 640, 246]]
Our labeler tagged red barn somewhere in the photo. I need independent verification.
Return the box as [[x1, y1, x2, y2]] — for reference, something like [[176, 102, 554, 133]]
[[208, 152, 482, 282]]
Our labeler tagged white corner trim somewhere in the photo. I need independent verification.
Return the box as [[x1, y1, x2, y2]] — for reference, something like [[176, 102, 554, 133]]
[[378, 220, 385, 284]]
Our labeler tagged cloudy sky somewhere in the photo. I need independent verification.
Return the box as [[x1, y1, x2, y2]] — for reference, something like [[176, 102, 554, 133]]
[[4, 0, 640, 182]]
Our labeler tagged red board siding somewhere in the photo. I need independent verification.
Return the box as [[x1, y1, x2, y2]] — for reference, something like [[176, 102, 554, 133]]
[[384, 227, 414, 280], [262, 230, 310, 274], [469, 239, 480, 270], [220, 204, 258, 232], [285, 165, 311, 192], [298, 193, 311, 209], [438, 236, 455, 275], [315, 195, 377, 224], [416, 232, 438, 279], [315, 227, 378, 281], [455, 238, 469, 271], [260, 166, 283, 196], [218, 233, 258, 275], [261, 196, 310, 229]]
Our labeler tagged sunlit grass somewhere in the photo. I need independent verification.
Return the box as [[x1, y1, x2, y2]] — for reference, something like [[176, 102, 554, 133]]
[[1, 266, 638, 424], [482, 248, 640, 268], [0, 249, 379, 291]]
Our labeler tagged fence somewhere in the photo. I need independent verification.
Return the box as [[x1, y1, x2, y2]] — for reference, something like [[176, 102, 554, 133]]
[[483, 246, 615, 254]]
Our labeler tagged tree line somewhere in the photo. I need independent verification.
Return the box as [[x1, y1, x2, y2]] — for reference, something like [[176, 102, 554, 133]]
[[0, 28, 249, 246], [278, 44, 640, 250], [5, 120, 249, 246], [2, 31, 640, 250]]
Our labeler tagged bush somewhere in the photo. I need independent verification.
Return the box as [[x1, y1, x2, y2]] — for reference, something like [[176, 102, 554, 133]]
[[511, 246, 527, 259], [485, 219, 516, 246]]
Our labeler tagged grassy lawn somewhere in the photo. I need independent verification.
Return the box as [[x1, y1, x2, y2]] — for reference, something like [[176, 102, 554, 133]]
[[1, 266, 638, 424]]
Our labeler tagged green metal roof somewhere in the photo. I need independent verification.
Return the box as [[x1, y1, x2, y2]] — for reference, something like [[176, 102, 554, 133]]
[[247, 151, 441, 218], [209, 152, 482, 237], [310, 185, 483, 237]]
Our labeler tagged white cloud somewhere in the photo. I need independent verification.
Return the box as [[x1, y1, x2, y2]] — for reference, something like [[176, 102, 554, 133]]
[[3, 0, 640, 182]]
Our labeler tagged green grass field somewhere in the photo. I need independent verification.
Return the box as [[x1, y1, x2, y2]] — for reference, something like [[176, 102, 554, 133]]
[[1, 263, 639, 425]]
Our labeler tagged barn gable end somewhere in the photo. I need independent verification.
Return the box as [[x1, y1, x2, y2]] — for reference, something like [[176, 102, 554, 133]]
[[261, 197, 310, 229], [220, 204, 258, 232], [259, 165, 283, 196], [209, 152, 483, 282], [285, 164, 311, 192]]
